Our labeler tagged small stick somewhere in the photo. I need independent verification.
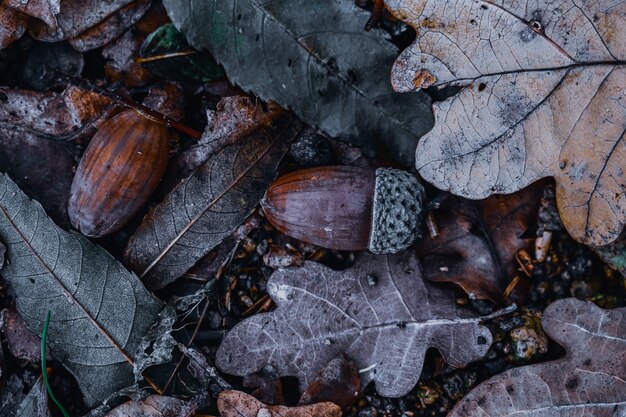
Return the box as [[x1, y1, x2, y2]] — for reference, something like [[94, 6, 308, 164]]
[[135, 50, 197, 64]]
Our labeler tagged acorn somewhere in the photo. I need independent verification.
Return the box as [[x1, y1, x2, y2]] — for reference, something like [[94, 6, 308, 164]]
[[261, 166, 425, 253], [68, 109, 170, 237]]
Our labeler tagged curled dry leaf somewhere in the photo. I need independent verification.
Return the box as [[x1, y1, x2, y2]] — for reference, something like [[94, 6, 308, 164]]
[[124, 115, 301, 289], [105, 395, 195, 417], [386, 0, 626, 246], [217, 251, 496, 397], [0, 5, 26, 49], [417, 182, 544, 303], [4, 0, 60, 30], [449, 298, 626, 416], [162, 0, 434, 165], [28, 0, 150, 51], [218, 390, 342, 417], [15, 377, 50, 417], [0, 86, 118, 227], [0, 174, 162, 406]]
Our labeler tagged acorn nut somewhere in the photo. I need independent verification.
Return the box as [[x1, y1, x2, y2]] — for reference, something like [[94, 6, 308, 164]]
[[261, 166, 425, 253], [68, 109, 170, 238]]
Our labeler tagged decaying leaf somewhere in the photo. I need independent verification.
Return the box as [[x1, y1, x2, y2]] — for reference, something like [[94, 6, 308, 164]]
[[0, 5, 26, 49], [15, 377, 50, 417], [417, 182, 544, 303], [0, 86, 118, 227], [298, 355, 361, 411], [28, 0, 150, 51], [162, 0, 433, 165], [0, 307, 48, 363], [218, 390, 342, 417], [449, 298, 626, 416], [216, 251, 497, 397], [173, 96, 284, 178], [124, 115, 302, 289], [385, 0, 626, 246], [0, 174, 162, 406], [594, 231, 626, 277], [105, 395, 195, 417], [4, 0, 60, 30]]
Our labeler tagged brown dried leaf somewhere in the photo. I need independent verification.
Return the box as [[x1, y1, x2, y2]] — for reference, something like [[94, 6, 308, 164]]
[[105, 395, 196, 417], [0, 307, 49, 363], [0, 5, 26, 49], [417, 182, 544, 303], [299, 355, 361, 411], [449, 298, 626, 416], [386, 0, 626, 246], [216, 251, 496, 397], [28, 0, 150, 51], [0, 86, 118, 226], [5, 0, 59, 30], [218, 391, 342, 417]]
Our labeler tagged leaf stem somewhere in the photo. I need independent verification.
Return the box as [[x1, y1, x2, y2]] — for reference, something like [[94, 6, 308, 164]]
[[41, 311, 70, 417]]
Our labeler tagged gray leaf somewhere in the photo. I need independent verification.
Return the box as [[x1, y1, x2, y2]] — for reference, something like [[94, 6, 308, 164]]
[[16, 378, 49, 417], [124, 117, 301, 289], [216, 251, 495, 397], [0, 173, 162, 407], [162, 0, 433, 166], [449, 298, 626, 416]]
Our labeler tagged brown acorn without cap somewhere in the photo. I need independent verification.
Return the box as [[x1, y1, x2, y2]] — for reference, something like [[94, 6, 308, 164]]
[[68, 109, 170, 238], [261, 166, 425, 253]]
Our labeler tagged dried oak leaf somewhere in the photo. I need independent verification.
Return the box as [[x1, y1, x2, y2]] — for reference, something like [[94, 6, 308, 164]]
[[449, 298, 626, 416], [28, 0, 151, 51], [0, 174, 162, 406], [162, 0, 433, 166], [417, 181, 544, 303], [385, 0, 626, 246], [0, 86, 118, 227], [298, 354, 361, 411], [0, 5, 26, 49], [105, 395, 196, 417], [216, 251, 494, 397], [4, 0, 60, 30], [218, 390, 342, 417], [124, 116, 302, 289]]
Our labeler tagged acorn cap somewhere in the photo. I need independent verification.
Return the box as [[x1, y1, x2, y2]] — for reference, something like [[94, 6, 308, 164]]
[[369, 168, 424, 254]]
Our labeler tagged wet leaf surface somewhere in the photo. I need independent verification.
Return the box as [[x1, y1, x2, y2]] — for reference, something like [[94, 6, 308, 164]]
[[216, 251, 497, 397], [218, 390, 342, 417], [386, 0, 626, 245], [124, 115, 302, 289], [0, 174, 162, 406], [162, 0, 434, 165], [449, 298, 626, 416], [417, 182, 544, 303]]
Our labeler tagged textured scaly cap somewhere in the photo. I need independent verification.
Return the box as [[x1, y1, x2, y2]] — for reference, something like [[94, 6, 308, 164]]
[[369, 168, 424, 254]]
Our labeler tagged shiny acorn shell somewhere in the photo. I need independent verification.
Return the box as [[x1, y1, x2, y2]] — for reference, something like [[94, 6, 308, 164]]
[[68, 110, 170, 237], [261, 166, 424, 253]]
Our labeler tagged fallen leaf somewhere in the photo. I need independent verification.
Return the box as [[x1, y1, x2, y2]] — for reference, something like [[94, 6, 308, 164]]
[[28, 0, 150, 51], [162, 0, 433, 165], [0, 375, 28, 417], [0, 5, 26, 49], [449, 298, 626, 416], [139, 23, 224, 83], [172, 96, 284, 179], [0, 307, 49, 363], [0, 86, 118, 227], [299, 354, 361, 411], [417, 182, 544, 303], [218, 390, 342, 417], [0, 174, 162, 406], [216, 251, 496, 397], [15, 377, 50, 417], [124, 115, 302, 289], [4, 0, 59, 30], [386, 0, 626, 246], [105, 395, 195, 417]]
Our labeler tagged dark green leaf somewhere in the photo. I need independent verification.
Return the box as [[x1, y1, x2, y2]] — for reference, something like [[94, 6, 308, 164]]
[[139, 23, 225, 82], [162, 0, 433, 165]]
